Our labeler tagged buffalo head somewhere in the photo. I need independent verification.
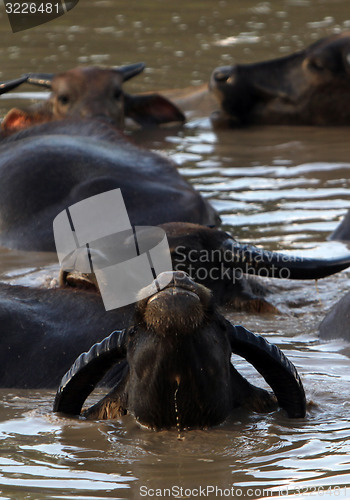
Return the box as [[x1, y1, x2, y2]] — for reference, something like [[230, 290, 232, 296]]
[[1, 64, 185, 133], [54, 271, 306, 430], [210, 32, 350, 126]]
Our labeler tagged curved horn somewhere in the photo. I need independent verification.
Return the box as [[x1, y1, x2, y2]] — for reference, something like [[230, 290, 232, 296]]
[[115, 62, 145, 82], [53, 328, 129, 415], [24, 73, 54, 89], [0, 76, 28, 94], [221, 238, 350, 280], [226, 322, 306, 418]]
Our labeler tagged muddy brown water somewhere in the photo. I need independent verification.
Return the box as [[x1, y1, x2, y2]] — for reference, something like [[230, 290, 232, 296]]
[[1, 1, 350, 499]]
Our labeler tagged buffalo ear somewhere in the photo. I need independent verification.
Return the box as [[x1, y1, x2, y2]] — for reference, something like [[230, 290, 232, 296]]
[[54, 329, 129, 415], [1, 108, 51, 134], [226, 322, 306, 418], [2, 108, 32, 134], [124, 93, 185, 126]]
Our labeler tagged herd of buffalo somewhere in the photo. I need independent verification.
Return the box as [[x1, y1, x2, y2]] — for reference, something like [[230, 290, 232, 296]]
[[1, 32, 350, 431]]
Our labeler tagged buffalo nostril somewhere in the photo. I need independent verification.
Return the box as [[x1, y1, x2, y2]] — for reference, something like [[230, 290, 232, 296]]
[[214, 71, 230, 82], [212, 66, 234, 83]]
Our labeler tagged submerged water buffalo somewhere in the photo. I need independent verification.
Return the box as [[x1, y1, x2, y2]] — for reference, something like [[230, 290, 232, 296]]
[[0, 280, 133, 388], [2, 221, 350, 390], [1, 113, 347, 311], [1, 63, 184, 134], [61, 221, 350, 312], [54, 271, 306, 430], [210, 32, 350, 126], [0, 119, 218, 251]]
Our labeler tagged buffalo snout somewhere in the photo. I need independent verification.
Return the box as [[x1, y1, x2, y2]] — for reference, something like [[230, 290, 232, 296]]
[[210, 32, 350, 126]]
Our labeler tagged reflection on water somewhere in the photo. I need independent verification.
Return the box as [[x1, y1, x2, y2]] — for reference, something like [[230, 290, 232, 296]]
[[134, 122, 350, 251], [1, 0, 350, 498], [1, 318, 350, 499]]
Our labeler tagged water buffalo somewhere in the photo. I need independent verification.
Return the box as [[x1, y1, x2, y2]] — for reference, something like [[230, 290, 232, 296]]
[[60, 221, 350, 313], [0, 119, 218, 251], [2, 111, 349, 273], [54, 271, 306, 430], [318, 290, 350, 341], [2, 220, 349, 390], [1, 64, 184, 134], [0, 263, 298, 388], [1, 112, 346, 309], [0, 280, 133, 388], [210, 32, 350, 126]]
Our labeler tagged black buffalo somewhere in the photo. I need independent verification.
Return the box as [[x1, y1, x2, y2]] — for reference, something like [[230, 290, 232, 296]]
[[0, 280, 131, 388], [210, 32, 350, 126], [54, 271, 306, 430], [2, 221, 350, 390], [0, 119, 218, 251]]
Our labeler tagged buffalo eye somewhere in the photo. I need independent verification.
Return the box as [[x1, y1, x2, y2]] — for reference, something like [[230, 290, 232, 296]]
[[57, 94, 70, 105], [308, 57, 325, 72]]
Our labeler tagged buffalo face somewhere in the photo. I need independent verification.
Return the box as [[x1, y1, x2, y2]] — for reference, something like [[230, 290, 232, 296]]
[[1, 63, 185, 134], [210, 32, 350, 126], [49, 66, 141, 127], [54, 271, 306, 431]]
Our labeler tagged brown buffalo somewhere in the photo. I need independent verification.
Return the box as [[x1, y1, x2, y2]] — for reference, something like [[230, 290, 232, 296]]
[[1, 64, 184, 134], [210, 32, 350, 126]]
